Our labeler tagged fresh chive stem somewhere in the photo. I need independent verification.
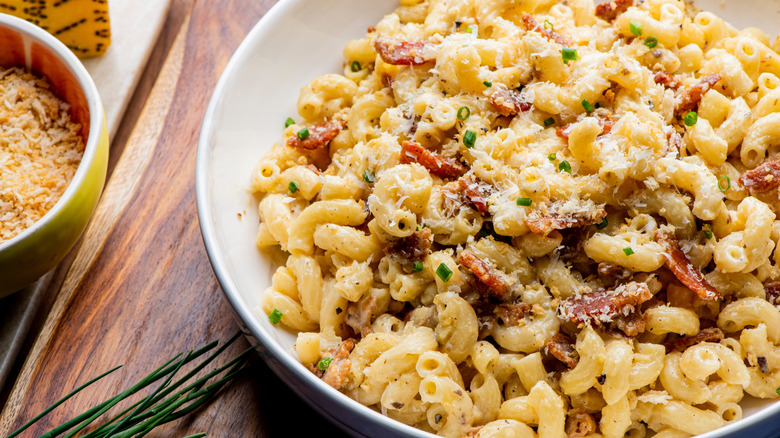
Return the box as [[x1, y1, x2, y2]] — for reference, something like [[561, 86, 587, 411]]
[[6, 365, 123, 438], [14, 333, 250, 438]]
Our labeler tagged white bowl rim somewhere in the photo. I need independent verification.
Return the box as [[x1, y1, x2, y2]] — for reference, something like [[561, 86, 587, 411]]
[[195, 1, 780, 437], [0, 13, 105, 252]]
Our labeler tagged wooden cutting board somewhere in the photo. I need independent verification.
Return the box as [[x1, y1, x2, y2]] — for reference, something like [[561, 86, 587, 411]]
[[0, 0, 171, 398]]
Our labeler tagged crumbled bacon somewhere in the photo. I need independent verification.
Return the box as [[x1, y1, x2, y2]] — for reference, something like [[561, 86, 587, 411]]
[[458, 251, 511, 300], [495, 303, 531, 326], [345, 295, 378, 337], [658, 231, 721, 301], [525, 208, 607, 236], [546, 332, 579, 368], [765, 281, 780, 309], [663, 327, 724, 352], [459, 176, 492, 213], [521, 13, 573, 46], [400, 141, 467, 179], [556, 118, 613, 140], [385, 227, 432, 262], [613, 311, 647, 337], [489, 86, 532, 117], [560, 282, 653, 327], [654, 71, 682, 90], [566, 409, 596, 438], [286, 118, 345, 150], [321, 339, 356, 389], [373, 36, 435, 66], [739, 158, 780, 193], [595, 0, 634, 22], [676, 73, 721, 114], [667, 131, 683, 155]]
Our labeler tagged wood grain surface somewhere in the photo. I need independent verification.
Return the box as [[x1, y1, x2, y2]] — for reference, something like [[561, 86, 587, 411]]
[[0, 0, 343, 436]]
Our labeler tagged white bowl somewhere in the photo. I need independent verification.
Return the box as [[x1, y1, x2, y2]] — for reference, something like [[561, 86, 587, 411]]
[[196, 1, 780, 436]]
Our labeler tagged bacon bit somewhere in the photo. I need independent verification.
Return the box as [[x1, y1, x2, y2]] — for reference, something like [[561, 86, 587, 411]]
[[400, 141, 467, 179], [459, 176, 492, 213], [560, 282, 653, 327], [613, 311, 647, 337], [495, 303, 531, 326], [489, 86, 532, 117], [655, 71, 682, 90], [566, 409, 596, 438], [458, 251, 511, 300], [556, 119, 613, 140], [321, 339, 356, 389], [739, 158, 780, 193], [667, 131, 683, 155], [676, 73, 721, 114], [595, 0, 634, 22], [367, 26, 376, 34], [598, 263, 632, 283], [525, 208, 607, 236], [765, 281, 780, 309], [373, 36, 435, 66], [385, 227, 432, 262], [663, 327, 724, 352], [546, 332, 579, 368], [286, 118, 345, 150], [345, 295, 378, 337], [521, 13, 573, 46], [658, 231, 721, 301]]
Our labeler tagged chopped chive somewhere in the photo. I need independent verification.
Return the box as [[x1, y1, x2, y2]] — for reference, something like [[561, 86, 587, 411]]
[[558, 160, 572, 173], [703, 224, 713, 240], [284, 117, 295, 128], [623, 247, 634, 256], [562, 47, 578, 64], [544, 117, 556, 127], [483, 80, 493, 87], [465, 26, 474, 34], [548, 153, 556, 161], [350, 61, 362, 72], [644, 36, 658, 48], [288, 181, 299, 194], [463, 130, 477, 148], [436, 263, 453, 282], [776, 386, 780, 396], [684, 111, 698, 126], [718, 175, 731, 192], [544, 20, 554, 31], [297, 127, 310, 140], [412, 261, 424, 272], [582, 99, 594, 112], [629, 21, 643, 37], [362, 170, 375, 183], [268, 308, 283, 325], [516, 197, 532, 207], [457, 106, 471, 120], [596, 217, 608, 229], [317, 357, 333, 371]]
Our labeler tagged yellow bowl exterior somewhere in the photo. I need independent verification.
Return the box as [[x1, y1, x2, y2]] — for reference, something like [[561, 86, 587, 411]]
[[0, 116, 108, 298]]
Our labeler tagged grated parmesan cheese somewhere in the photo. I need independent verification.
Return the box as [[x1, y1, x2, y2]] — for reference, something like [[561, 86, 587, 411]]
[[0, 68, 84, 243]]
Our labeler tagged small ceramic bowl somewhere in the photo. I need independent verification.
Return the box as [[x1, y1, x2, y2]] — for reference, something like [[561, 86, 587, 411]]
[[0, 13, 108, 298]]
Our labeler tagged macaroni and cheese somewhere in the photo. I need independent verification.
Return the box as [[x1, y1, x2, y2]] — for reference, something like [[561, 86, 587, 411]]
[[251, 1, 780, 436]]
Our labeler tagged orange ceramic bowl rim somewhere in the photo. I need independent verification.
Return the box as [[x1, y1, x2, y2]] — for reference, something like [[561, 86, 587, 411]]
[[0, 14, 106, 289]]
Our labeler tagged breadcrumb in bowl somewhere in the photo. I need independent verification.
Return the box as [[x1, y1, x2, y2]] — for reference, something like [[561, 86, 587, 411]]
[[0, 14, 108, 298]]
